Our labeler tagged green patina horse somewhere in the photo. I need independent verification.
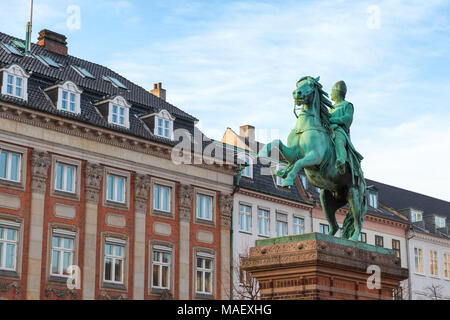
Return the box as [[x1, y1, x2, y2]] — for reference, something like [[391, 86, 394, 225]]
[[258, 76, 367, 241]]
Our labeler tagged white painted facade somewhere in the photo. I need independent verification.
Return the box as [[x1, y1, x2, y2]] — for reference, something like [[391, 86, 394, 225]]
[[407, 231, 450, 300]]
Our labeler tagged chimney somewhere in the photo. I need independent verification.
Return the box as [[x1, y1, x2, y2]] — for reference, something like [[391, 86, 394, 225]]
[[150, 82, 166, 101], [37, 29, 68, 56], [240, 125, 255, 144]]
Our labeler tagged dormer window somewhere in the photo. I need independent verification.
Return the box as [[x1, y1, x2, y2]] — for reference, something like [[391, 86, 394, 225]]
[[368, 189, 378, 209], [238, 153, 253, 179], [435, 215, 446, 228], [1, 64, 29, 100], [44, 81, 82, 114], [410, 209, 423, 222], [94, 95, 131, 129], [275, 163, 285, 186], [140, 109, 175, 140]]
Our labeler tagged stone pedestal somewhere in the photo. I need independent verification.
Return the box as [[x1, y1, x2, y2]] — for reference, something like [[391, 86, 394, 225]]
[[241, 233, 408, 300]]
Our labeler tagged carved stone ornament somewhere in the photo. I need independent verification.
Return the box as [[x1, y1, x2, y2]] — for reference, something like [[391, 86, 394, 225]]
[[98, 291, 127, 300], [219, 193, 233, 229], [134, 173, 151, 212], [0, 281, 21, 295], [178, 184, 194, 221], [85, 162, 103, 203], [160, 289, 173, 300], [45, 287, 78, 299], [30, 150, 51, 194]]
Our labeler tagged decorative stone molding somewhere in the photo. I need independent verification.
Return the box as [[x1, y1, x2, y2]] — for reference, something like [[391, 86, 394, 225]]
[[178, 184, 194, 222], [85, 162, 103, 203], [219, 193, 233, 229], [30, 150, 51, 194], [98, 291, 127, 300], [0, 281, 21, 295], [160, 289, 173, 300], [134, 173, 151, 213], [45, 287, 78, 299]]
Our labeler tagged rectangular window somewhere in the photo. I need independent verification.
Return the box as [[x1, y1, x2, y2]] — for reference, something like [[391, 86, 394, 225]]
[[156, 118, 171, 138], [411, 210, 423, 222], [153, 184, 171, 213], [257, 208, 269, 236], [276, 213, 288, 237], [275, 164, 285, 186], [107, 174, 126, 203], [152, 247, 171, 289], [104, 239, 125, 284], [319, 223, 329, 235], [239, 204, 251, 233], [111, 105, 126, 126], [51, 230, 75, 277], [293, 216, 304, 235], [61, 90, 76, 112], [300, 174, 308, 189], [55, 162, 76, 193], [359, 232, 367, 243], [0, 223, 18, 271], [4, 74, 23, 98], [0, 150, 21, 182], [392, 239, 401, 260], [444, 253, 450, 279], [435, 216, 446, 228], [239, 156, 252, 178], [414, 248, 423, 273], [196, 254, 213, 295], [196, 194, 213, 221], [375, 235, 384, 247], [430, 250, 438, 276], [369, 192, 378, 208]]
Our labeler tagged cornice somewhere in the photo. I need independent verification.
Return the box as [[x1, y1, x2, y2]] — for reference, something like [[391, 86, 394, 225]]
[[0, 101, 235, 176], [238, 188, 313, 211], [409, 229, 450, 246]]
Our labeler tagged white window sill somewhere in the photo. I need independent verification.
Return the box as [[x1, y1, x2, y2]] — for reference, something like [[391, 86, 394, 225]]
[[239, 230, 252, 235]]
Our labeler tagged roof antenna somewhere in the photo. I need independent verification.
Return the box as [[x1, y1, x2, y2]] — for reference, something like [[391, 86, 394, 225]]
[[25, 0, 33, 55]]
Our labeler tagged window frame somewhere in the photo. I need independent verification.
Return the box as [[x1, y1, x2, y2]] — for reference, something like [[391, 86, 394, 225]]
[[238, 203, 252, 234], [238, 153, 253, 179], [153, 110, 175, 140], [194, 189, 216, 225], [368, 191, 378, 209], [443, 253, 450, 279], [0, 220, 20, 272], [276, 212, 288, 237], [49, 229, 76, 278], [413, 246, 424, 274], [1, 64, 29, 100], [102, 237, 127, 286], [151, 244, 173, 291], [293, 215, 305, 235], [194, 250, 215, 298], [150, 179, 175, 219], [319, 223, 329, 235], [103, 168, 130, 210], [105, 96, 131, 128], [375, 235, 384, 248], [257, 208, 270, 237], [392, 239, 401, 260], [0, 143, 27, 189], [53, 81, 82, 114], [429, 249, 439, 277], [410, 209, 423, 223], [434, 215, 446, 228], [359, 232, 367, 243]]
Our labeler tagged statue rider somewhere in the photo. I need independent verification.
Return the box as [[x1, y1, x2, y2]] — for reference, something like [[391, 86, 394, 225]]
[[330, 80, 354, 175]]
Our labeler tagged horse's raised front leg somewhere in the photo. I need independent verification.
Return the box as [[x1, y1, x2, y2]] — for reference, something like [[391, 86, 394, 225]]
[[258, 139, 299, 164], [282, 150, 321, 187], [347, 187, 362, 241]]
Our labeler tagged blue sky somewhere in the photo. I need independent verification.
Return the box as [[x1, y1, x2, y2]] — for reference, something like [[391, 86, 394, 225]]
[[1, 0, 450, 201]]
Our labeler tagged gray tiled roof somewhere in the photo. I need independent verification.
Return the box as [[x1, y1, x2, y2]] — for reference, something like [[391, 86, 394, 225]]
[[0, 31, 197, 145]]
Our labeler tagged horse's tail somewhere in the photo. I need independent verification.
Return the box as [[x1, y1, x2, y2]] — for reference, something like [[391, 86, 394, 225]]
[[341, 172, 368, 239]]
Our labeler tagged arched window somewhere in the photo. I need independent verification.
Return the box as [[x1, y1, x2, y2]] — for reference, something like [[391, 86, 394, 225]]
[[1, 64, 30, 100]]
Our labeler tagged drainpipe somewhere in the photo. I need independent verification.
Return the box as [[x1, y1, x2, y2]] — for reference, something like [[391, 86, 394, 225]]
[[310, 204, 314, 233], [405, 227, 415, 300]]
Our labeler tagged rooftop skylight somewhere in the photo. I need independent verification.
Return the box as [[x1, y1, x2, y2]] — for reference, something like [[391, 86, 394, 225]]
[[103, 75, 128, 90], [72, 65, 95, 79], [37, 54, 61, 68], [1, 42, 24, 56], [11, 40, 26, 51]]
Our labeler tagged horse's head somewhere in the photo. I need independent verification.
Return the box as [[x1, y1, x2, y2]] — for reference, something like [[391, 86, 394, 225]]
[[292, 76, 321, 106]]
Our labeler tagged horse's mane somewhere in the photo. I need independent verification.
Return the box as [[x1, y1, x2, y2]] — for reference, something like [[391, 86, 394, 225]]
[[298, 76, 334, 129]]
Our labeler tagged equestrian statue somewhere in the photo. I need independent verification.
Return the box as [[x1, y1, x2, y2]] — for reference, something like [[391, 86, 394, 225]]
[[258, 76, 367, 241]]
